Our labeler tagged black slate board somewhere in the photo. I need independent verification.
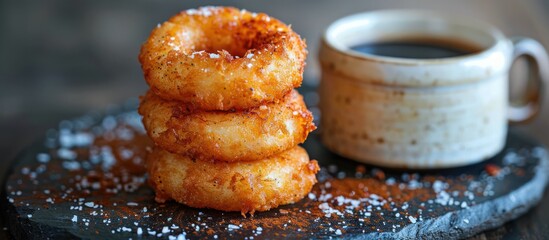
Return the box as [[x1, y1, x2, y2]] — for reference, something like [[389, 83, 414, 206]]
[[2, 104, 549, 239]]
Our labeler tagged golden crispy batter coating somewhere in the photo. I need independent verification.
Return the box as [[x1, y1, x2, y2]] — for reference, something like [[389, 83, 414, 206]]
[[139, 6, 307, 111], [146, 146, 319, 216], [138, 90, 316, 162]]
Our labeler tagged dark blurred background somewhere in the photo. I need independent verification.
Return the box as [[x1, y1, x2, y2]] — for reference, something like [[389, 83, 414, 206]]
[[1, 0, 549, 238]]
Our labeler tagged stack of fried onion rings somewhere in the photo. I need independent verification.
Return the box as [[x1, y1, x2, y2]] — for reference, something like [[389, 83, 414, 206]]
[[138, 6, 317, 215]]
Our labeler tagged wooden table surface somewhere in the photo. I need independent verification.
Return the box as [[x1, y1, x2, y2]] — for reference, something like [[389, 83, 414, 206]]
[[1, 0, 549, 239]]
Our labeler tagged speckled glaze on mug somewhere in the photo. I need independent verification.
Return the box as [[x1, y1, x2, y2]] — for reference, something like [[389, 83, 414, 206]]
[[319, 10, 548, 169]]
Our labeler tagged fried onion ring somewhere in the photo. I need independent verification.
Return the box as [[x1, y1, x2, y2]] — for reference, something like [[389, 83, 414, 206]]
[[139, 6, 307, 111], [146, 146, 319, 215], [139, 90, 315, 162]]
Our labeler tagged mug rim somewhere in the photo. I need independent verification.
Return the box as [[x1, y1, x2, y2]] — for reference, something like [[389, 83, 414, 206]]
[[323, 9, 508, 65]]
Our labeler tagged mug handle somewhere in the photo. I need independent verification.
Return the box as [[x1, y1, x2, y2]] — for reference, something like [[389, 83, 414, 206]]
[[508, 37, 549, 123]]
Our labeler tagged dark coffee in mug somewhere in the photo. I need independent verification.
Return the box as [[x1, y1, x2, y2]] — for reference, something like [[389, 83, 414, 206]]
[[320, 10, 548, 168], [351, 37, 482, 59]]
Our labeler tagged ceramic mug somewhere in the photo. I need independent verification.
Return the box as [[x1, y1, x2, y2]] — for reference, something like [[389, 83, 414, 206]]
[[318, 10, 549, 169]]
